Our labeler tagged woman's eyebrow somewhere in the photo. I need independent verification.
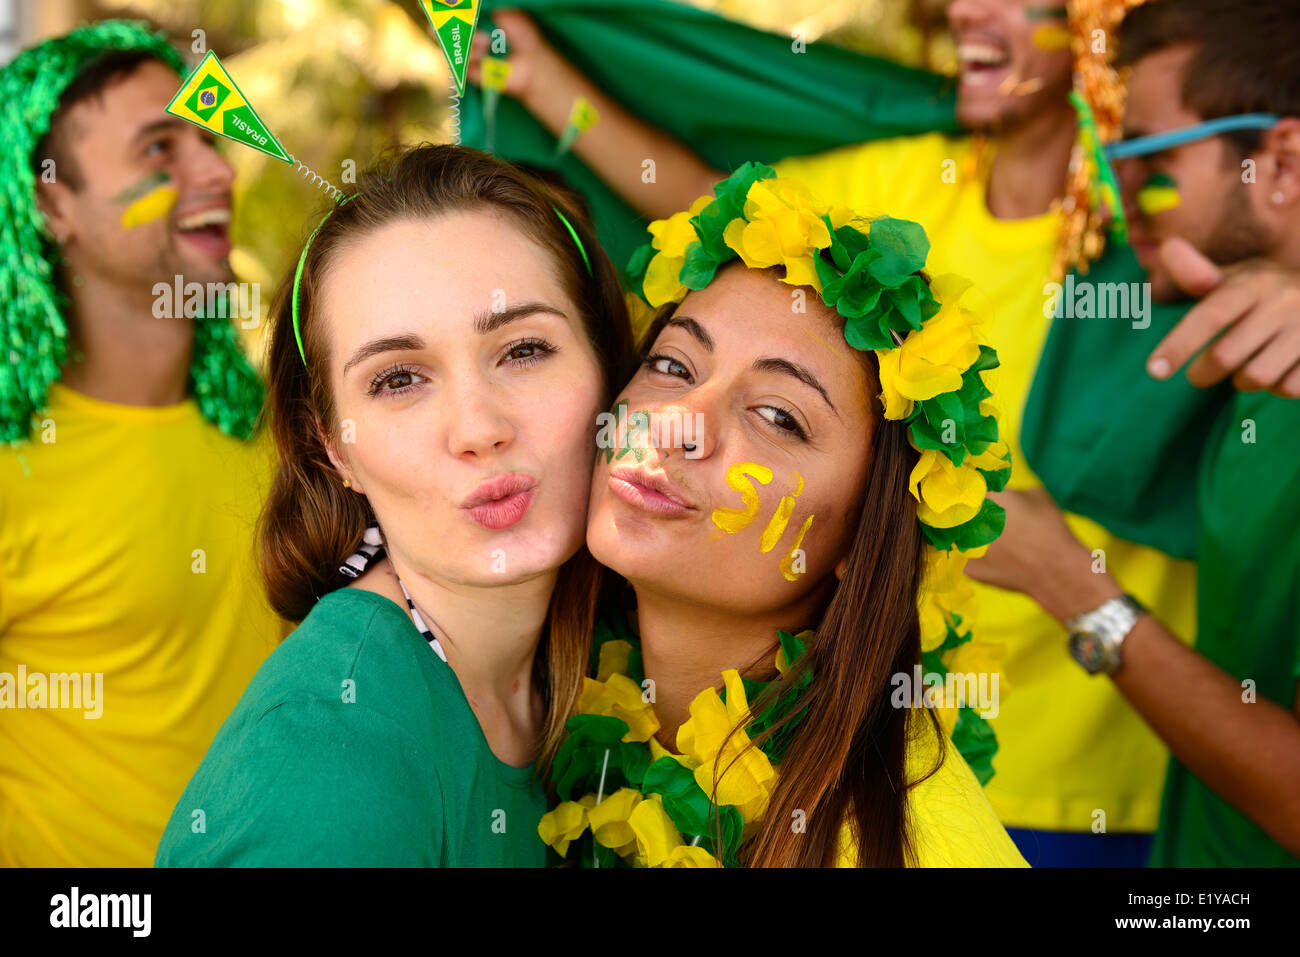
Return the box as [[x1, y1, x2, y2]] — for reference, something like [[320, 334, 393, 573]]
[[753, 357, 838, 417], [343, 334, 425, 374], [474, 301, 568, 335], [343, 302, 569, 374], [664, 316, 715, 352]]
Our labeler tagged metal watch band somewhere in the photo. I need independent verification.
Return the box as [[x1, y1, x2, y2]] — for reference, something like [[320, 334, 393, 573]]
[[1067, 594, 1145, 675]]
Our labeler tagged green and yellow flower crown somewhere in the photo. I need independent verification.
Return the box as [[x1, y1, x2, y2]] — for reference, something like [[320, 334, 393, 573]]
[[625, 161, 1012, 734]]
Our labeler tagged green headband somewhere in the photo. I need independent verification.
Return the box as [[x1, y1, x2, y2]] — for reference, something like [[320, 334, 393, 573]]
[[292, 200, 593, 367], [0, 19, 262, 443]]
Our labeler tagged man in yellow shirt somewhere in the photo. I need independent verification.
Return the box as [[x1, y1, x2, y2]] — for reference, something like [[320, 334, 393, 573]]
[[470, 0, 1300, 864], [0, 22, 283, 865]]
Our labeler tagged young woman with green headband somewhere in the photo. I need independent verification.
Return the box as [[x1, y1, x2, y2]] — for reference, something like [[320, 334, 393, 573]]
[[540, 163, 1027, 867], [156, 144, 635, 866]]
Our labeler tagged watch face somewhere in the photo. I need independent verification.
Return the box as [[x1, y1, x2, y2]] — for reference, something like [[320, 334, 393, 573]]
[[1070, 631, 1105, 672]]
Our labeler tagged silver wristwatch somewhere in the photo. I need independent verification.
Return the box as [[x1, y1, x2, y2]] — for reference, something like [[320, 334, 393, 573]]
[[1067, 594, 1145, 675]]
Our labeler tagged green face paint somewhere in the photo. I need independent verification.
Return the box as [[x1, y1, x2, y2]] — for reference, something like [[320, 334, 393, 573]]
[[110, 171, 170, 204], [597, 398, 653, 464], [1136, 172, 1182, 215], [1025, 5, 1068, 20]]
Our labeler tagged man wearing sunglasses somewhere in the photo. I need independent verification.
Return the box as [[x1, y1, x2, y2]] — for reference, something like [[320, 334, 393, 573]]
[[971, 0, 1300, 866]]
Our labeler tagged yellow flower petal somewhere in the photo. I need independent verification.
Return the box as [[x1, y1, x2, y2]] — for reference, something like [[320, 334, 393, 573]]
[[782, 255, 821, 291], [681, 671, 778, 823], [909, 451, 987, 528], [643, 252, 687, 308], [596, 639, 633, 682], [967, 440, 1010, 473], [576, 675, 609, 715], [919, 597, 951, 652], [649, 734, 699, 770], [587, 787, 644, 849], [664, 844, 722, 867], [537, 800, 589, 857], [648, 200, 707, 258], [605, 672, 661, 743], [945, 638, 1010, 707], [875, 349, 915, 420], [735, 219, 784, 268], [627, 793, 683, 867]]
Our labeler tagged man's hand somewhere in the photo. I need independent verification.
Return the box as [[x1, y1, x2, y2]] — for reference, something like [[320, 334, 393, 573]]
[[1147, 238, 1300, 397], [965, 488, 1122, 623]]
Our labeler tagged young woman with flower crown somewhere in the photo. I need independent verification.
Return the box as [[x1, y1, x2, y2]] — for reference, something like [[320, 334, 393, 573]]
[[539, 163, 1027, 867]]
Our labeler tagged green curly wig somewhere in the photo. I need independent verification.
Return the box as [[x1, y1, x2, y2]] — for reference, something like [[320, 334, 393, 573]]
[[0, 19, 263, 444]]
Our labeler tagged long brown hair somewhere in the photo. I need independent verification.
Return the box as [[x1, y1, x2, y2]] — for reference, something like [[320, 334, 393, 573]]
[[258, 144, 636, 772], [642, 274, 944, 867]]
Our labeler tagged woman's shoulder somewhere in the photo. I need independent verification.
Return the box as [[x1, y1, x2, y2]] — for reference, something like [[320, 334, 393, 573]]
[[901, 715, 1029, 868], [155, 589, 451, 866], [253, 588, 443, 707], [198, 588, 458, 771]]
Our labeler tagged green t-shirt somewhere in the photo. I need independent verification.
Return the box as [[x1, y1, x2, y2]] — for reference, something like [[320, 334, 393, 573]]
[[155, 588, 548, 867], [1020, 239, 1230, 560], [1149, 392, 1300, 867]]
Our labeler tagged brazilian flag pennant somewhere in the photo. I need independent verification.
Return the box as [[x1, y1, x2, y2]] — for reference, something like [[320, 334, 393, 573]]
[[420, 0, 482, 96], [165, 50, 292, 164]]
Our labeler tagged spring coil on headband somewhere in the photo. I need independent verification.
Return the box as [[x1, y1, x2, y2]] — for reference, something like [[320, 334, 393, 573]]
[[291, 199, 593, 367], [291, 154, 343, 201], [448, 75, 462, 146]]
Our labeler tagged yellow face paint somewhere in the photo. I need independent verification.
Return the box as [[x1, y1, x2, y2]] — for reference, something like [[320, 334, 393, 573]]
[[780, 514, 816, 581], [1030, 25, 1072, 51], [711, 462, 773, 533], [759, 471, 804, 553], [120, 182, 179, 229], [1136, 172, 1182, 215]]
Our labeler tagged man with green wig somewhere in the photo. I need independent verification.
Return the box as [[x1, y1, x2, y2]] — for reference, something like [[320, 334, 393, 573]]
[[0, 20, 281, 866]]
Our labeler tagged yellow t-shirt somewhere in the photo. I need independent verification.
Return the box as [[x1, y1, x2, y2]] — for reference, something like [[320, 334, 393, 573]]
[[0, 383, 284, 865], [775, 134, 1197, 832], [837, 715, 1029, 867]]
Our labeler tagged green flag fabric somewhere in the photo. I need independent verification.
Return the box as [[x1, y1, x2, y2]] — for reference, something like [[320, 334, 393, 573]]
[[1020, 241, 1228, 559], [461, 0, 960, 268]]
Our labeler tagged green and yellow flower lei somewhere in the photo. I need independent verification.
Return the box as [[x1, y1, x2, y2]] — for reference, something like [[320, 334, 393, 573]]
[[540, 609, 813, 868], [541, 606, 999, 868]]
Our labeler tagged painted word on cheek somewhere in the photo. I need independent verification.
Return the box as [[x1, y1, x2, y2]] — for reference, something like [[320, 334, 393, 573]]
[[1136, 172, 1182, 215], [115, 172, 179, 229], [712, 462, 816, 581]]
